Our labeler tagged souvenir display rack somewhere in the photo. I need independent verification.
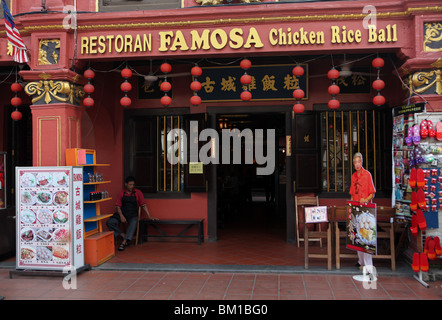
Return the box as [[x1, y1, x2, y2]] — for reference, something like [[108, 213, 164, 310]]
[[392, 105, 442, 287]]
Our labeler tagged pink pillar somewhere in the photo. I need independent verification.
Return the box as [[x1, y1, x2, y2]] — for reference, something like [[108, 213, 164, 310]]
[[21, 69, 85, 166]]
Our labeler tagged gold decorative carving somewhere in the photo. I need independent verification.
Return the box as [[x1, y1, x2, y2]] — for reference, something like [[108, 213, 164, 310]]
[[424, 22, 442, 52], [25, 80, 85, 105], [7, 43, 12, 56], [196, 0, 223, 5], [38, 39, 61, 65], [409, 70, 442, 95], [431, 58, 442, 69]]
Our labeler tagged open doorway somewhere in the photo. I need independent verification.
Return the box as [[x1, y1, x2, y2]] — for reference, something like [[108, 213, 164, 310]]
[[215, 112, 287, 240]]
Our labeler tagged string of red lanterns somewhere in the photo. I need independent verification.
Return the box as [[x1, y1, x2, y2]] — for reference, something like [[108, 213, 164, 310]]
[[327, 67, 340, 110], [120, 67, 132, 107], [190, 65, 202, 106], [10, 82, 22, 121], [83, 68, 95, 108], [160, 62, 172, 107], [240, 58, 252, 101], [292, 65, 305, 114], [372, 57, 386, 106]]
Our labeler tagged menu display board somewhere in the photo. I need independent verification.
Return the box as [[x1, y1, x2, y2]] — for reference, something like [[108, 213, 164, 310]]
[[16, 167, 84, 271], [346, 200, 377, 255], [304, 206, 328, 224]]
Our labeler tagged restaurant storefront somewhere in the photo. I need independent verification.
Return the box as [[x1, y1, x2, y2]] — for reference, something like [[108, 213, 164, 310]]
[[1, 0, 442, 268]]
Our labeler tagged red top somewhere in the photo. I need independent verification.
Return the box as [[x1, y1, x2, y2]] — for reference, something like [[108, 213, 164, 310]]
[[349, 168, 376, 202], [115, 188, 146, 207]]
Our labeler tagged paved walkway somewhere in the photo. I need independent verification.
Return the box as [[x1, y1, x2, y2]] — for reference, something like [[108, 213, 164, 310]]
[[0, 265, 441, 300]]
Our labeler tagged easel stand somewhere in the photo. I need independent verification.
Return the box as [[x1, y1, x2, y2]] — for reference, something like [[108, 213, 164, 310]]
[[9, 264, 91, 279], [413, 229, 430, 288]]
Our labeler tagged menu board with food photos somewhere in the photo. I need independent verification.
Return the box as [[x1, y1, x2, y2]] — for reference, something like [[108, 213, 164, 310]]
[[346, 200, 377, 255], [16, 167, 84, 271]]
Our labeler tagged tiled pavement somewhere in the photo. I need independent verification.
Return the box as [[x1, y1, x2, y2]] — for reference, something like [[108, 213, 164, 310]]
[[1, 203, 441, 301], [0, 268, 441, 300]]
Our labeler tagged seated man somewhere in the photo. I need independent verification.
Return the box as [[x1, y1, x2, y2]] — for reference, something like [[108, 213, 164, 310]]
[[106, 176, 158, 251]]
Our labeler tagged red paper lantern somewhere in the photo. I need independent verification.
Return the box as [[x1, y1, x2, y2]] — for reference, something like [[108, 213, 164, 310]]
[[191, 66, 202, 77], [240, 74, 252, 85], [240, 59, 252, 70], [328, 99, 340, 109], [373, 94, 386, 106], [292, 66, 304, 77], [372, 79, 385, 91], [190, 95, 201, 106], [83, 97, 94, 107], [240, 91, 252, 101], [120, 96, 131, 107], [160, 81, 172, 92], [121, 68, 132, 78], [10, 82, 22, 92], [328, 84, 340, 95], [372, 57, 385, 69], [84, 69, 95, 79], [293, 89, 305, 100], [293, 103, 305, 113], [161, 95, 172, 106], [327, 68, 340, 80], [120, 82, 132, 92], [84, 83, 95, 94], [161, 63, 172, 74], [11, 96, 22, 106], [11, 110, 22, 121], [190, 81, 202, 91]]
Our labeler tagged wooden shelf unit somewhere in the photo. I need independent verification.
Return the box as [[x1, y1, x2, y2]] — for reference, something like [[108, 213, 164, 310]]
[[66, 148, 115, 266]]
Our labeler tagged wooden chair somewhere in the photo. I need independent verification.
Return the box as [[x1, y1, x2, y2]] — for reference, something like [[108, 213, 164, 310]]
[[333, 205, 357, 269], [304, 206, 333, 270], [295, 194, 322, 248], [334, 205, 396, 271]]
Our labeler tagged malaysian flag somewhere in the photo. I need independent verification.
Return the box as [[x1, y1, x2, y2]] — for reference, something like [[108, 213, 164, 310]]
[[2, 0, 28, 63]]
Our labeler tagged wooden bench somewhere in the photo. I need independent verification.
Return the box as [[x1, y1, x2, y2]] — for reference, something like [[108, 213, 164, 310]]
[[304, 206, 333, 270], [138, 219, 205, 245], [333, 205, 396, 270]]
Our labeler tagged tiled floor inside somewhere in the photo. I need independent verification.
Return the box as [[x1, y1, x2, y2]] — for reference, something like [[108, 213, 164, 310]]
[[1, 202, 441, 300]]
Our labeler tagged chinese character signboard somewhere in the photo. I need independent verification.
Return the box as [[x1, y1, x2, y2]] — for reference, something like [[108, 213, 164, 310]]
[[16, 166, 84, 271], [346, 200, 377, 255], [199, 64, 308, 102], [336, 67, 372, 94], [138, 77, 173, 100]]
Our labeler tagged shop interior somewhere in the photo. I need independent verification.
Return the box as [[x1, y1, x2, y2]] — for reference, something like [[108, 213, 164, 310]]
[[215, 112, 287, 240]]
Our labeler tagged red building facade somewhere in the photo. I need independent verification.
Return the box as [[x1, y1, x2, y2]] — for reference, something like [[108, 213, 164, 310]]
[[1, 0, 441, 246]]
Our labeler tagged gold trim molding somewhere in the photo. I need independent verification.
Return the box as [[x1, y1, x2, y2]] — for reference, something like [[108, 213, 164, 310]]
[[25, 80, 85, 105]]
